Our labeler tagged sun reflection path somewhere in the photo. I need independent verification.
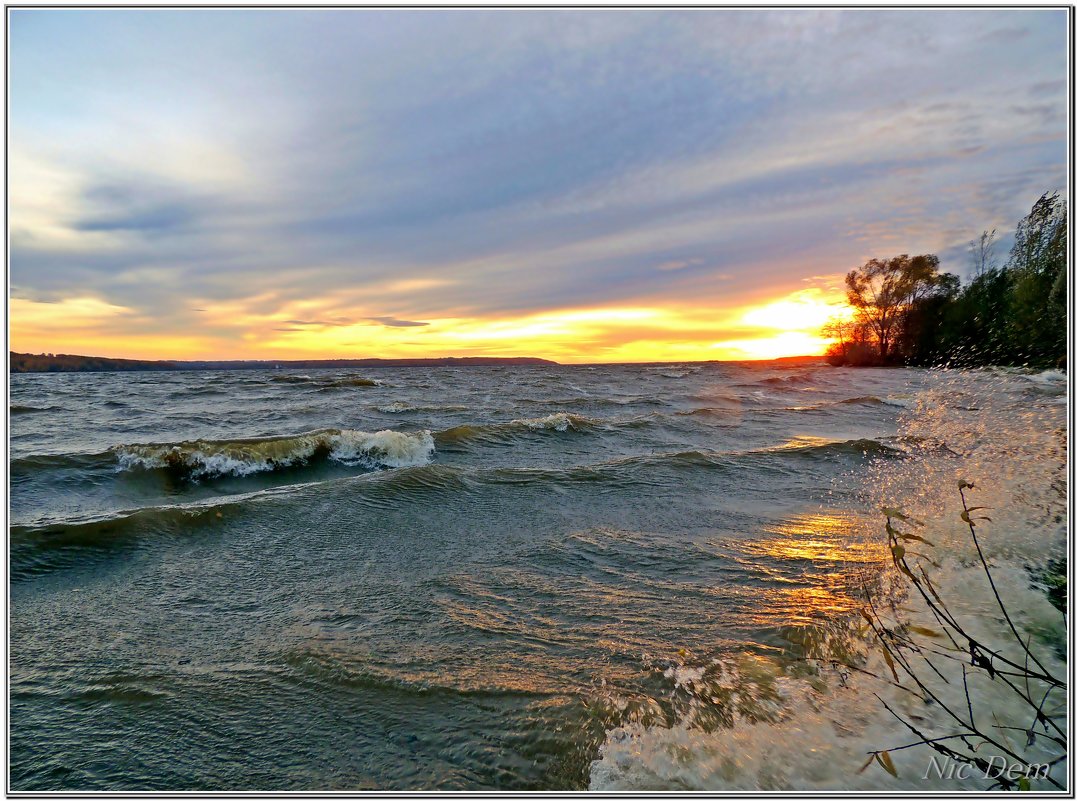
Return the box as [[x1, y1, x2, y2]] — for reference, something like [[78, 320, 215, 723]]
[[733, 512, 888, 627]]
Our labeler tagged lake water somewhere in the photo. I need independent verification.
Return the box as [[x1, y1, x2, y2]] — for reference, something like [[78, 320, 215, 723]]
[[8, 361, 1067, 790]]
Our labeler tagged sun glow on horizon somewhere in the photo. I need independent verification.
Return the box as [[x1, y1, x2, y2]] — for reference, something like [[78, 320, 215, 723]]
[[710, 331, 832, 362], [11, 286, 853, 364], [713, 289, 854, 360]]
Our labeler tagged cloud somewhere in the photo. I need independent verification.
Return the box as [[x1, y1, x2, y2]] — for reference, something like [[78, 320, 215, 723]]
[[74, 202, 197, 233], [656, 258, 704, 272], [367, 316, 430, 328], [284, 318, 353, 327], [7, 9, 1067, 357]]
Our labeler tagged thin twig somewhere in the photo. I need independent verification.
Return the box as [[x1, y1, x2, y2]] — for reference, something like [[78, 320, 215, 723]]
[[959, 486, 1051, 678]]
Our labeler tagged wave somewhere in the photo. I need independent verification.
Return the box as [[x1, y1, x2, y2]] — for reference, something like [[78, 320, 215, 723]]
[[1021, 370, 1067, 396], [377, 401, 469, 414], [13, 428, 897, 488], [10, 450, 116, 475], [677, 407, 724, 418], [8, 487, 296, 582], [11, 497, 243, 544], [837, 395, 885, 405], [514, 412, 593, 431], [9, 462, 493, 582], [113, 428, 434, 479], [282, 648, 546, 701], [782, 394, 909, 410], [16, 465, 460, 539], [782, 396, 912, 412], [10, 404, 62, 415], [476, 441, 886, 488], [15, 411, 605, 479], [320, 377, 383, 388], [435, 413, 598, 446], [778, 396, 907, 412], [650, 365, 703, 379], [610, 439, 901, 471], [672, 406, 732, 419], [756, 373, 817, 387], [763, 436, 904, 459], [589, 545, 1065, 792], [645, 364, 703, 376], [519, 396, 665, 409], [9, 428, 903, 581], [269, 374, 383, 388]]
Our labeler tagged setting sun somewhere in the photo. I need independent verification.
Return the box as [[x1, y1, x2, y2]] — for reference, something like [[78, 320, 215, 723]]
[[709, 289, 854, 361], [740, 291, 854, 333], [11, 288, 853, 363]]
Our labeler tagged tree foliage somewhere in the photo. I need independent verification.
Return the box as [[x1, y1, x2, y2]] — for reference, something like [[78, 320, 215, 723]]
[[833, 255, 958, 365], [825, 192, 1067, 368]]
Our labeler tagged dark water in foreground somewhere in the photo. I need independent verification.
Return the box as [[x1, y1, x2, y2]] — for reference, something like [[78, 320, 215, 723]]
[[9, 362, 1067, 790]]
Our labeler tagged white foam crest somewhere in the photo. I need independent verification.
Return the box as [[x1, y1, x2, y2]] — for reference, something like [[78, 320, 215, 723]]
[[116, 449, 285, 478], [511, 412, 591, 432], [328, 429, 435, 468], [113, 428, 435, 478]]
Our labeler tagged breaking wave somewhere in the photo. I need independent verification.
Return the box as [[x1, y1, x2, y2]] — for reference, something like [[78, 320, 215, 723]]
[[513, 412, 594, 432], [112, 428, 434, 479]]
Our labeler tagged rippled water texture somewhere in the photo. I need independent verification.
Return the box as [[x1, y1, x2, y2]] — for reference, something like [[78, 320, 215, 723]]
[[9, 362, 1067, 790]]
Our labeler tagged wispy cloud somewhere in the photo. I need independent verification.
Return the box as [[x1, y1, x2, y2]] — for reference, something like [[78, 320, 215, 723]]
[[8, 9, 1067, 360], [368, 317, 430, 328]]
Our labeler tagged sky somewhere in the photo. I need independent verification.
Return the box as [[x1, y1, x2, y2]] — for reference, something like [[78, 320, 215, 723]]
[[8, 9, 1069, 363]]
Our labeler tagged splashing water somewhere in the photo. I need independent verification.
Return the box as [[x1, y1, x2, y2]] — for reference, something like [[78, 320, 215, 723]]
[[590, 367, 1067, 791]]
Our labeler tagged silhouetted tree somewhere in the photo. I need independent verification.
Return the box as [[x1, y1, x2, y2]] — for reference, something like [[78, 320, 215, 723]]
[[1006, 192, 1067, 365], [824, 191, 1067, 369], [968, 229, 998, 278], [844, 254, 951, 363], [898, 272, 960, 365]]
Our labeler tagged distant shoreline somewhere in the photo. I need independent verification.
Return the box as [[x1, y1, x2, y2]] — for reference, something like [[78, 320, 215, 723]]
[[9, 352, 557, 374], [9, 351, 825, 374]]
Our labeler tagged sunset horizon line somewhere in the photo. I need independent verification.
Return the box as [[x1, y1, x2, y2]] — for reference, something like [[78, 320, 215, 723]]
[[9, 347, 831, 368]]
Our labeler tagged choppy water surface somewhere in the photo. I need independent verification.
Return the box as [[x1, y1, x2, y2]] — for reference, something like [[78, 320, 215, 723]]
[[9, 361, 1067, 790]]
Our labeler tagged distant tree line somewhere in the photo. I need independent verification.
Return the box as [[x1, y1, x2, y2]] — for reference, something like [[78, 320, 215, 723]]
[[8, 352, 183, 373], [9, 352, 559, 373], [824, 191, 1067, 369]]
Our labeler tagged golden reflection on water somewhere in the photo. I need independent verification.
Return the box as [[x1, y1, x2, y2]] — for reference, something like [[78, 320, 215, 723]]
[[757, 511, 883, 565], [284, 514, 891, 694], [737, 512, 888, 626]]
